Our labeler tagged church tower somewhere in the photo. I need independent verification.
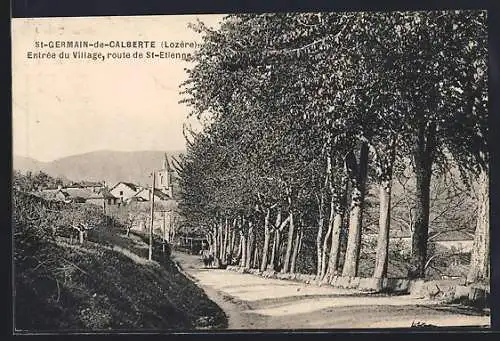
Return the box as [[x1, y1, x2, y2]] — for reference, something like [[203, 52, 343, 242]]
[[157, 153, 174, 198]]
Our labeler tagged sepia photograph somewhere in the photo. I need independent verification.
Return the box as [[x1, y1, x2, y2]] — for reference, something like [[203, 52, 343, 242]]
[[11, 8, 490, 332]]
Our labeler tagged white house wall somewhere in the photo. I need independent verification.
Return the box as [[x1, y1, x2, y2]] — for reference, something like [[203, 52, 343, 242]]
[[110, 183, 138, 202]]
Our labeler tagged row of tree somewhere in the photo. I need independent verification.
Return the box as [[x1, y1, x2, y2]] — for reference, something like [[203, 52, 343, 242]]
[[13, 171, 110, 244], [13, 170, 106, 192], [176, 11, 488, 282], [13, 170, 65, 192]]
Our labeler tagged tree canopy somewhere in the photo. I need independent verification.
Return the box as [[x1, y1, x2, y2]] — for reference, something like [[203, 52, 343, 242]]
[[177, 10, 488, 281]]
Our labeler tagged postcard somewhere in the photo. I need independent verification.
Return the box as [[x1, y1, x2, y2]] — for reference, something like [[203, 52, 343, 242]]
[[11, 10, 490, 332]]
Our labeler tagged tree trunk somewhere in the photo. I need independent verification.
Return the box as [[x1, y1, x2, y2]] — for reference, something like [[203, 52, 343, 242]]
[[372, 137, 396, 280], [298, 227, 303, 256], [269, 230, 277, 270], [240, 231, 247, 267], [219, 222, 224, 261], [222, 218, 229, 263], [279, 235, 286, 271], [325, 211, 343, 280], [320, 204, 334, 279], [240, 234, 247, 267], [342, 142, 369, 277], [245, 223, 254, 269], [317, 157, 331, 278], [229, 219, 237, 260], [316, 196, 325, 277], [226, 219, 232, 259], [236, 232, 242, 257], [282, 211, 295, 273], [253, 243, 259, 269], [216, 223, 221, 259], [373, 180, 392, 278], [342, 188, 363, 277], [260, 208, 271, 272], [408, 123, 435, 279], [273, 229, 282, 271], [79, 229, 84, 244], [324, 175, 347, 282], [270, 210, 283, 271], [207, 233, 213, 253], [221, 219, 226, 261], [290, 226, 303, 274], [213, 226, 219, 260], [467, 167, 489, 283], [226, 227, 232, 263]]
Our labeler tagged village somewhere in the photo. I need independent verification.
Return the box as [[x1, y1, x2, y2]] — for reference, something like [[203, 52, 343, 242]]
[[27, 150, 476, 271], [32, 154, 181, 245]]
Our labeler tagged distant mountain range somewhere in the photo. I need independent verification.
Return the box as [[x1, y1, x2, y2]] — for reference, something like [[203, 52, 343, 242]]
[[13, 150, 184, 187]]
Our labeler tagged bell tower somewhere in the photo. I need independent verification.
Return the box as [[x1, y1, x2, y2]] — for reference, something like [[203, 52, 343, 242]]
[[157, 153, 174, 198]]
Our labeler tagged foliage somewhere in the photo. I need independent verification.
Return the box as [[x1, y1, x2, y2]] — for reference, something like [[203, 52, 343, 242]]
[[176, 10, 488, 280], [13, 170, 65, 192]]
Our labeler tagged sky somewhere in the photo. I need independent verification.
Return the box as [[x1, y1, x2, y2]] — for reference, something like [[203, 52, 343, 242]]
[[11, 14, 224, 162]]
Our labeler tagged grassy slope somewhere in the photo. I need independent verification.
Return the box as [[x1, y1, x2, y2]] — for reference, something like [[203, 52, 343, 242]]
[[15, 227, 227, 331]]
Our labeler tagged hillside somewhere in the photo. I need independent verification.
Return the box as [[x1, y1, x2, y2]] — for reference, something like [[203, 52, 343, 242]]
[[13, 190, 226, 331], [13, 155, 46, 173], [13, 150, 184, 187]]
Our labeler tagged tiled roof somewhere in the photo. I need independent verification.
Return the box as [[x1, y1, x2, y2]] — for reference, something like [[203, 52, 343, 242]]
[[365, 229, 474, 242], [110, 182, 139, 192], [96, 187, 117, 199], [79, 181, 104, 187], [37, 189, 64, 200], [153, 188, 170, 200], [122, 182, 138, 191], [38, 187, 117, 201], [67, 181, 103, 188], [430, 230, 475, 242], [126, 196, 147, 203], [64, 188, 94, 199]]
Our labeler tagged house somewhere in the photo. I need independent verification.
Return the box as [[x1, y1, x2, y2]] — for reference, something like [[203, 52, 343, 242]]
[[36, 188, 72, 202], [109, 182, 141, 203], [109, 154, 176, 204], [429, 230, 475, 253], [63, 187, 96, 202], [364, 229, 474, 253], [37, 185, 119, 207], [108, 180, 171, 205], [86, 187, 120, 207], [67, 181, 104, 193], [36, 187, 72, 202]]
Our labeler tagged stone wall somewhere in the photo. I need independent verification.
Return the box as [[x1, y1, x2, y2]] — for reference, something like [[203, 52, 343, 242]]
[[225, 265, 489, 307]]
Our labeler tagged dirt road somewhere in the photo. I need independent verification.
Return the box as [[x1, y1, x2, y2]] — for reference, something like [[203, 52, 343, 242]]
[[173, 252, 490, 330]]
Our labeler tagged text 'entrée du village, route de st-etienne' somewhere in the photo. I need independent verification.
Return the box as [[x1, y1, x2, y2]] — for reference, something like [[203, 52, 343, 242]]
[[25, 40, 202, 61]]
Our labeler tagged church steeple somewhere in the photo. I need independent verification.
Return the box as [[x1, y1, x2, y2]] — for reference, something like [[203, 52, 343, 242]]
[[163, 153, 170, 171], [157, 153, 174, 198]]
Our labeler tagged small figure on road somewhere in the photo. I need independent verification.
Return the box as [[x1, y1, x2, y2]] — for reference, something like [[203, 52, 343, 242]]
[[201, 249, 214, 268]]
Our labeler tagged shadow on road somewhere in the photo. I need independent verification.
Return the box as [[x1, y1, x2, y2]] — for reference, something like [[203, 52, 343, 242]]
[[173, 251, 491, 330]]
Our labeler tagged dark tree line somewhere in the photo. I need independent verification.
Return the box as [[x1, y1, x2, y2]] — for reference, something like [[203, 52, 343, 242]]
[[176, 11, 488, 283], [13, 170, 66, 192]]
